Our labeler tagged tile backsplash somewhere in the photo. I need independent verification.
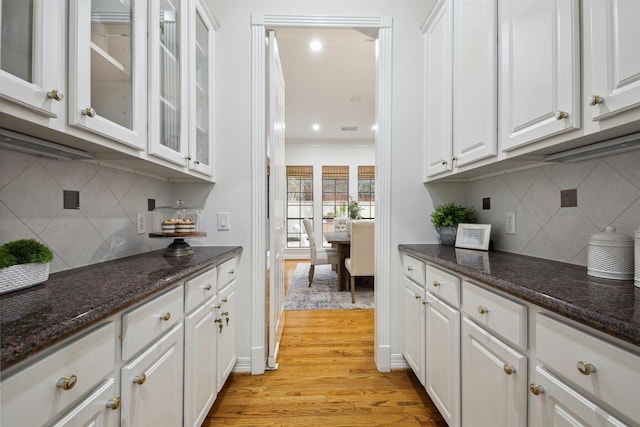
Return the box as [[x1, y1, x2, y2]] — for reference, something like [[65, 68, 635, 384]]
[[0, 148, 172, 273], [464, 150, 640, 266]]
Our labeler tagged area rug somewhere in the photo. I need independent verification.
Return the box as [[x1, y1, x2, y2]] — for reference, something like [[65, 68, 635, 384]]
[[284, 263, 374, 310]]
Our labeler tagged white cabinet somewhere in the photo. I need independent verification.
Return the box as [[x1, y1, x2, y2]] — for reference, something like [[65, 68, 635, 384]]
[[452, 0, 497, 166], [188, 0, 217, 176], [68, 0, 147, 149], [583, 0, 640, 128], [403, 276, 426, 385], [0, 0, 65, 120], [461, 317, 527, 427], [51, 378, 120, 427], [424, 292, 460, 427], [422, 0, 453, 178], [121, 323, 184, 427], [216, 281, 237, 390], [499, 0, 581, 151]]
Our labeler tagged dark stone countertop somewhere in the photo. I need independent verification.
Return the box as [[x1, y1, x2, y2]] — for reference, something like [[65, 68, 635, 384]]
[[0, 246, 242, 371], [398, 244, 640, 348]]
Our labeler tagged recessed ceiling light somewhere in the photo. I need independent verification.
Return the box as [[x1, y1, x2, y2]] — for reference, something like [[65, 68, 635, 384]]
[[371, 124, 378, 131], [309, 40, 322, 52], [312, 123, 320, 131]]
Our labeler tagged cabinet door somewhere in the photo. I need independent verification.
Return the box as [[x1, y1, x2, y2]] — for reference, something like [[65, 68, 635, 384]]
[[529, 367, 627, 427], [188, 0, 217, 177], [68, 0, 147, 149], [217, 282, 237, 390], [121, 323, 184, 427], [499, 0, 580, 151], [148, 0, 189, 165], [403, 277, 425, 385], [462, 317, 527, 427], [422, 0, 453, 178], [424, 294, 460, 427], [452, 0, 497, 167], [51, 378, 119, 427], [184, 298, 217, 427], [584, 0, 640, 123], [0, 0, 65, 118]]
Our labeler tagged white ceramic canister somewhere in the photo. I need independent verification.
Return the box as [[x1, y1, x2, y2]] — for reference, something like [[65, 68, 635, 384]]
[[635, 227, 640, 287], [587, 225, 634, 280]]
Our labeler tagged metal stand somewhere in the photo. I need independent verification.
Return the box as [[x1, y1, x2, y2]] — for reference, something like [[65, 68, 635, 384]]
[[164, 238, 194, 257]]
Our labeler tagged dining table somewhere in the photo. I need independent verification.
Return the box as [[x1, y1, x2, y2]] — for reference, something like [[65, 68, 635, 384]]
[[323, 231, 351, 291]]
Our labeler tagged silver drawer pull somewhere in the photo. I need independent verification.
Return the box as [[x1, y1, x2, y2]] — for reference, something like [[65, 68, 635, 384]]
[[57, 374, 78, 390], [204, 284, 212, 291], [477, 306, 489, 315], [503, 365, 515, 375], [407, 266, 414, 272], [577, 360, 596, 376], [160, 312, 171, 321], [432, 280, 440, 287], [529, 383, 544, 396]]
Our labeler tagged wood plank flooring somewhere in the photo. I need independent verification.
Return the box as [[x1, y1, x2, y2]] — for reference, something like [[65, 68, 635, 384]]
[[203, 261, 447, 427]]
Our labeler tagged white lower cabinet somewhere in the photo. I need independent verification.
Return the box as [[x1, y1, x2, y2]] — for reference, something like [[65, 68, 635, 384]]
[[51, 378, 120, 427], [462, 317, 527, 427], [403, 276, 426, 385], [424, 293, 460, 427], [121, 323, 184, 427], [216, 281, 237, 391], [184, 296, 218, 427]]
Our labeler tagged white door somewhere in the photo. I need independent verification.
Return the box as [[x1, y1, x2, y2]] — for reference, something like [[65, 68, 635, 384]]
[[499, 0, 580, 151], [423, 0, 453, 178], [462, 317, 527, 427], [452, 0, 497, 166], [403, 277, 425, 385], [583, 0, 640, 123], [267, 30, 286, 370], [424, 294, 460, 427]]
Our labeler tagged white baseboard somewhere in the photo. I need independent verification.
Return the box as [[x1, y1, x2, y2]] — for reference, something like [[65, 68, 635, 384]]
[[390, 353, 409, 370], [233, 356, 253, 374]]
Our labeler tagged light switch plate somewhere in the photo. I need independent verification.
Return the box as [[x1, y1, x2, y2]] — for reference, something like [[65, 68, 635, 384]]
[[505, 212, 516, 235], [218, 212, 230, 231]]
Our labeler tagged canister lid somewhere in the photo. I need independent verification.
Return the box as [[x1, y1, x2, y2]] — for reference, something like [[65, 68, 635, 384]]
[[589, 226, 633, 245]]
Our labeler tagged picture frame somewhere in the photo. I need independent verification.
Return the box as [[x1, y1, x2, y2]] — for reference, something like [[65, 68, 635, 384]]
[[455, 223, 491, 251]]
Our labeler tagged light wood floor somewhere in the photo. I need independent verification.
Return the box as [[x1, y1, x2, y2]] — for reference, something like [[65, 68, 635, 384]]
[[204, 261, 447, 426]]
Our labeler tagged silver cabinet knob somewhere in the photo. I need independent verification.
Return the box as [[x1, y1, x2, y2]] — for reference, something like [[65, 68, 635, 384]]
[[554, 110, 568, 120], [477, 306, 489, 314], [529, 383, 545, 396], [82, 107, 96, 117], [577, 360, 596, 375], [588, 95, 604, 106], [503, 365, 515, 375], [47, 89, 64, 101], [57, 374, 78, 390]]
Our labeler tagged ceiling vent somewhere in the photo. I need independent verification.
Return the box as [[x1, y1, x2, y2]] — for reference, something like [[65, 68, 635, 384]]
[[341, 126, 359, 132]]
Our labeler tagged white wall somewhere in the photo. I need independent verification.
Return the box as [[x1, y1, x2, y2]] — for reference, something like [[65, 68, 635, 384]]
[[209, 0, 439, 369]]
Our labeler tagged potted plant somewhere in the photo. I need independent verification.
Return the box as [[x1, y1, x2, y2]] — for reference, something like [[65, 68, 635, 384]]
[[0, 239, 54, 294], [345, 197, 363, 235], [430, 203, 477, 246]]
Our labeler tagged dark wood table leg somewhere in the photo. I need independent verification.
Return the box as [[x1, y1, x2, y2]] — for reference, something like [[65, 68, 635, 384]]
[[336, 243, 350, 291]]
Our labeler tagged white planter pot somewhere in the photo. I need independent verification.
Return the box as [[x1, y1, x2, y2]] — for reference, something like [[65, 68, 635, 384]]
[[0, 262, 50, 294]]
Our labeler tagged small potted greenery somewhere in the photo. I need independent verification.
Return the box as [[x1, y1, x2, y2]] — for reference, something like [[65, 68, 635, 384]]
[[345, 197, 363, 236], [430, 203, 477, 246], [0, 239, 54, 294]]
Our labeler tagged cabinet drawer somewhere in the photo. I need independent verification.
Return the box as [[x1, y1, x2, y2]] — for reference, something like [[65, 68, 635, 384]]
[[185, 267, 217, 313], [402, 254, 425, 287], [217, 257, 238, 290], [536, 314, 640, 422], [426, 264, 460, 307], [462, 281, 527, 349], [122, 285, 184, 360], [1, 322, 116, 427]]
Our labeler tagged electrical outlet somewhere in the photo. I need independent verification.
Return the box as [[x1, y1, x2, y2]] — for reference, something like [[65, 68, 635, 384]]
[[505, 212, 516, 235], [136, 213, 146, 235]]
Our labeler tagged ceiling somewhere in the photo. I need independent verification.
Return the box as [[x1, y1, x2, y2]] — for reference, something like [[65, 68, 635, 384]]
[[274, 28, 376, 143]]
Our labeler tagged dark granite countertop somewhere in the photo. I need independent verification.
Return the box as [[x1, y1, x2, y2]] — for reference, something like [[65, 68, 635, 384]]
[[0, 246, 242, 371], [398, 244, 640, 348]]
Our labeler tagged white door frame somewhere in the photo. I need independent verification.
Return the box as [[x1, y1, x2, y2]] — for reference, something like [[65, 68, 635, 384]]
[[250, 14, 393, 374]]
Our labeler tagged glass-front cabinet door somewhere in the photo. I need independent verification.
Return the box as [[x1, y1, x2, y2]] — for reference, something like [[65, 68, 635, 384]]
[[68, 0, 147, 150], [148, 0, 189, 165], [0, 0, 65, 118], [188, 0, 217, 177]]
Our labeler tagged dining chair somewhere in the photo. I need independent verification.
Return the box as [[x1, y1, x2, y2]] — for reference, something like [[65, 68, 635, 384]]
[[302, 219, 338, 286], [345, 220, 375, 303]]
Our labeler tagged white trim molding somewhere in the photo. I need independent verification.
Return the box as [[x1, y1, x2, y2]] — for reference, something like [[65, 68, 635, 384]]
[[251, 13, 393, 374]]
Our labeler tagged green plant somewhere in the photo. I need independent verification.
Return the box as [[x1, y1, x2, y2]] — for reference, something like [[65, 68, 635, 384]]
[[1, 239, 53, 267], [347, 197, 363, 220], [430, 203, 477, 230]]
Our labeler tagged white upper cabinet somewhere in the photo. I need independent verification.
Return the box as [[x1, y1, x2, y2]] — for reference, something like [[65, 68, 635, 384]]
[[583, 0, 640, 127], [68, 0, 147, 150], [422, 0, 453, 178], [148, 0, 189, 165], [188, 0, 217, 177], [499, 0, 581, 151], [452, 0, 497, 167], [0, 0, 65, 119]]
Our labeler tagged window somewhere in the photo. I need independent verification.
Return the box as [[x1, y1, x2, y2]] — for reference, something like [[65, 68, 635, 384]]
[[286, 166, 313, 248], [322, 165, 349, 218], [358, 165, 375, 219]]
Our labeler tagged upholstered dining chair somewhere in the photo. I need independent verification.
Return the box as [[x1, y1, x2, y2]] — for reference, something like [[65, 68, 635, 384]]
[[345, 220, 375, 303], [302, 218, 338, 286]]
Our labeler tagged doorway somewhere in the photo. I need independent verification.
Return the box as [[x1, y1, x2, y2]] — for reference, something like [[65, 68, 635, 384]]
[[251, 14, 393, 375]]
